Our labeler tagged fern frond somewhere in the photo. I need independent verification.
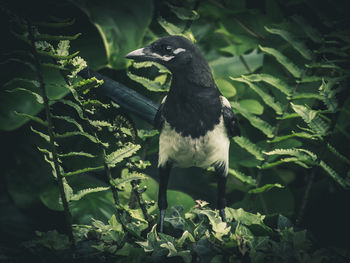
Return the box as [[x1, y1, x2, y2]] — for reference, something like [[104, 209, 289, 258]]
[[52, 115, 84, 132], [58, 151, 97, 158], [240, 73, 292, 96], [14, 111, 47, 126], [259, 45, 303, 78], [127, 71, 169, 92], [110, 172, 147, 188], [268, 131, 319, 143], [264, 27, 312, 60], [54, 131, 108, 147], [260, 157, 310, 169], [60, 99, 87, 120], [264, 148, 317, 162], [231, 101, 275, 138], [31, 126, 51, 144], [292, 15, 323, 43], [138, 129, 159, 141], [291, 103, 329, 136], [36, 49, 79, 60], [228, 168, 257, 186], [319, 160, 349, 189], [292, 92, 324, 100], [231, 77, 283, 114], [6, 87, 43, 104], [62, 178, 73, 202], [233, 136, 264, 161], [327, 144, 350, 165], [0, 58, 36, 71], [33, 18, 76, 28], [105, 143, 141, 168], [62, 166, 104, 177], [70, 187, 110, 201]]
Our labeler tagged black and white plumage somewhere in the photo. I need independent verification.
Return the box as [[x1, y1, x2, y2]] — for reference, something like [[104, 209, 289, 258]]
[[126, 36, 239, 232]]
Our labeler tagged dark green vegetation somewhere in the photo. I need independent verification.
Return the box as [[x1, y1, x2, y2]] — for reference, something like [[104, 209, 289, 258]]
[[1, 0, 350, 262]]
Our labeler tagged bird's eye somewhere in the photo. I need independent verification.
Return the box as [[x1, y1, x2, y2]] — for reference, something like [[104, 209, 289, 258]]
[[161, 45, 172, 53]]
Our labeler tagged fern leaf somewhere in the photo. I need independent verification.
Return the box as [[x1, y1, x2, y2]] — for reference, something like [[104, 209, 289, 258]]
[[231, 77, 283, 114], [63, 166, 104, 177], [36, 49, 79, 60], [292, 15, 323, 43], [318, 79, 339, 112], [60, 99, 86, 120], [233, 136, 265, 161], [138, 129, 159, 141], [228, 168, 257, 186], [268, 131, 318, 143], [298, 75, 323, 83], [31, 126, 51, 143], [33, 18, 76, 28], [259, 45, 303, 78], [264, 148, 317, 162], [88, 119, 114, 130], [62, 178, 73, 202], [55, 131, 108, 147], [327, 144, 350, 165], [276, 113, 299, 120], [58, 151, 97, 158], [264, 27, 312, 60], [319, 160, 349, 189], [157, 16, 195, 42], [240, 73, 292, 96], [260, 157, 310, 169], [292, 92, 324, 100], [7, 87, 43, 104], [0, 58, 36, 71], [14, 111, 47, 126], [291, 103, 329, 136], [105, 143, 141, 168], [56, 40, 70, 57], [231, 101, 275, 138], [248, 183, 284, 194], [70, 187, 110, 201], [110, 172, 147, 188], [127, 71, 169, 92], [52, 115, 83, 132]]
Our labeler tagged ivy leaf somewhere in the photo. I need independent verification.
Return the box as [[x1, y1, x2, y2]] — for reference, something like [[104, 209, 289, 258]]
[[160, 242, 192, 263], [226, 208, 272, 232], [164, 206, 186, 230], [158, 17, 195, 43]]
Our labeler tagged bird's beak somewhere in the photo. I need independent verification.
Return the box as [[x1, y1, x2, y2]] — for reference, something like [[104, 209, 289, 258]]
[[125, 47, 147, 60]]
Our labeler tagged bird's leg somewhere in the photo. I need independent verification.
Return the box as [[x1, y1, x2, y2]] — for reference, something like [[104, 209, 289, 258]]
[[158, 162, 172, 233], [215, 164, 227, 222]]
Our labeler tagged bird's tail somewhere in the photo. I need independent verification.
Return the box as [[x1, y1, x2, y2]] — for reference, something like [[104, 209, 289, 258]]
[[79, 68, 159, 125]]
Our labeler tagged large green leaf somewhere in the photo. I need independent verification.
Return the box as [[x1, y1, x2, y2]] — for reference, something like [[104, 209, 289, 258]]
[[72, 0, 153, 69]]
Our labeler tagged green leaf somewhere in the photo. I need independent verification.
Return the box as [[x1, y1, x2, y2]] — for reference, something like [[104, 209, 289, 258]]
[[36, 33, 82, 41], [239, 99, 264, 115], [59, 99, 86, 120], [240, 73, 292, 96], [14, 111, 47, 126], [30, 126, 50, 143], [73, 0, 153, 69], [216, 78, 236, 98], [292, 15, 323, 43], [259, 45, 303, 78], [290, 103, 329, 136], [167, 3, 199, 20], [110, 171, 147, 188], [264, 27, 312, 60], [158, 17, 195, 43], [264, 148, 317, 162], [233, 136, 264, 161], [226, 208, 270, 230], [231, 101, 275, 138], [7, 87, 43, 104], [127, 71, 169, 92], [55, 131, 106, 146], [228, 168, 257, 186], [105, 143, 141, 168], [327, 144, 350, 165], [160, 241, 192, 263], [164, 206, 186, 230], [292, 92, 324, 100], [268, 132, 319, 143], [248, 183, 284, 194], [70, 187, 110, 201], [177, 230, 195, 247]]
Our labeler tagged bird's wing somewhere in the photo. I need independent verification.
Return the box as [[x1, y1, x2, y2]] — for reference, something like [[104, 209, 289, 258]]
[[154, 95, 167, 131], [220, 96, 240, 137]]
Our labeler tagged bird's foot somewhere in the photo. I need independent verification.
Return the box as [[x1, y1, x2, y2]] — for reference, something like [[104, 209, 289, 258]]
[[219, 208, 226, 222], [159, 209, 166, 233]]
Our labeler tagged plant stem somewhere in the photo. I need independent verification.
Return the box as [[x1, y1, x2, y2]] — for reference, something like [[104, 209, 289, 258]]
[[27, 21, 75, 245], [183, 0, 200, 32]]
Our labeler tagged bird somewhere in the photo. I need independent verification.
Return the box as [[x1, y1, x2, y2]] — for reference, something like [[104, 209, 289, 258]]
[[125, 35, 239, 232]]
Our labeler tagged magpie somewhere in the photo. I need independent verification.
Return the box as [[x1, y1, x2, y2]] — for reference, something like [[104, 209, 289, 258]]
[[126, 36, 239, 232]]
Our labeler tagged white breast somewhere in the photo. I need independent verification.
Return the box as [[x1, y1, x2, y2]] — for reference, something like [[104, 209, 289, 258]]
[[158, 116, 230, 171]]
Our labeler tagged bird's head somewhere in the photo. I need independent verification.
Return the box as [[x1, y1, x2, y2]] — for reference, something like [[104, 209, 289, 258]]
[[125, 36, 194, 71]]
